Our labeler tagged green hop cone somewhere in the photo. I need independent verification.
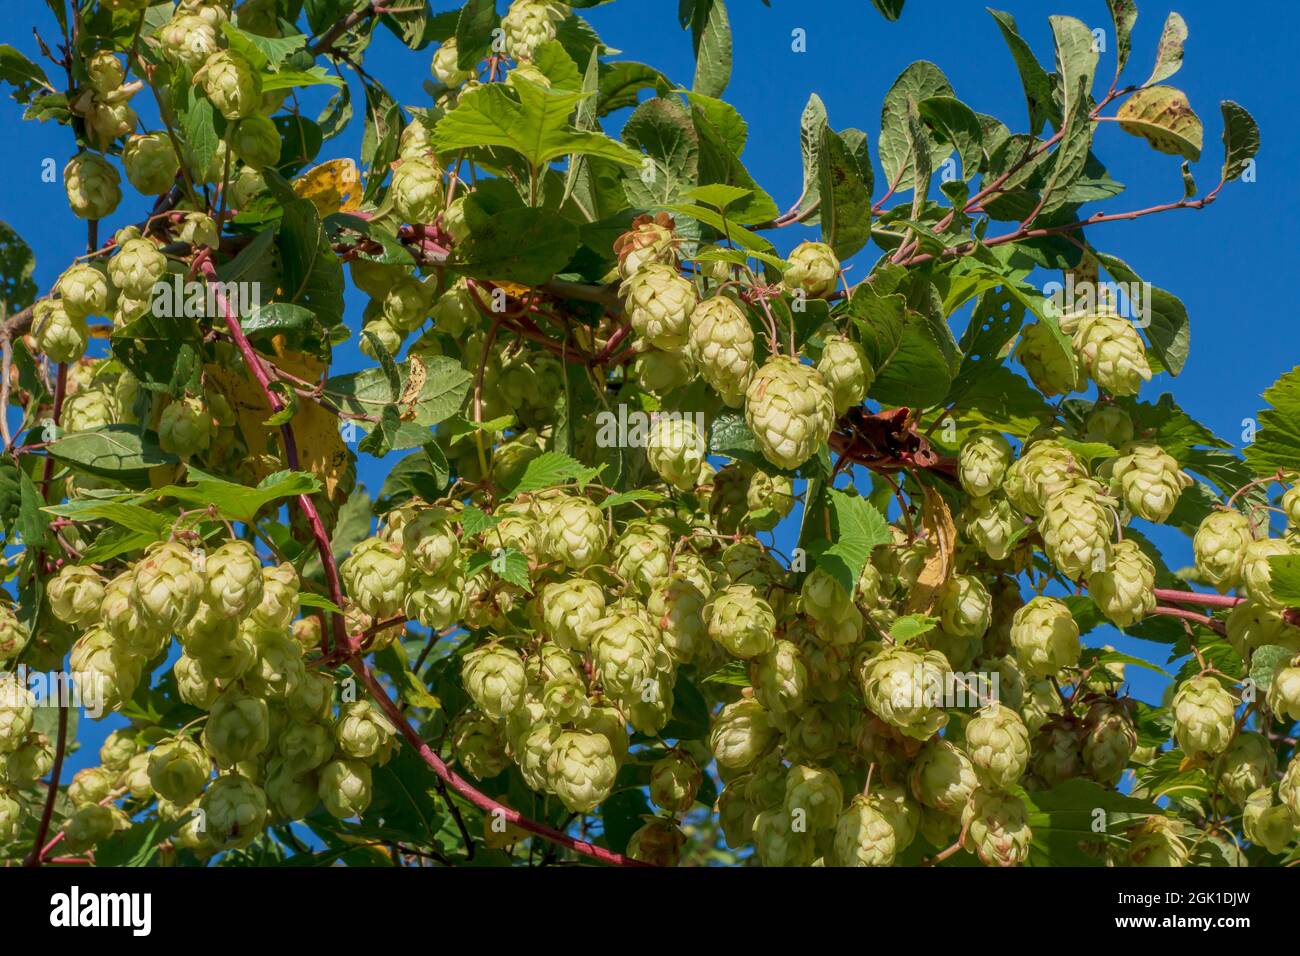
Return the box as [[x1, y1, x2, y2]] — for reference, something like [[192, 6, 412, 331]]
[[340, 537, 409, 618], [202, 689, 270, 766], [646, 415, 707, 491], [359, 318, 402, 359], [1172, 675, 1237, 756], [100, 729, 141, 773], [0, 606, 26, 662], [859, 644, 952, 740], [782, 241, 840, 298], [688, 295, 755, 407], [0, 676, 35, 754], [1214, 732, 1276, 806], [541, 496, 609, 569], [589, 605, 666, 702], [1241, 538, 1294, 608], [750, 639, 807, 716], [1266, 659, 1300, 723], [336, 701, 397, 765], [633, 346, 695, 394], [462, 643, 527, 720], [1088, 538, 1156, 628], [405, 569, 466, 630], [383, 274, 434, 332], [56, 263, 112, 321], [1081, 697, 1137, 784], [650, 750, 702, 815], [204, 540, 264, 617], [1124, 816, 1188, 866], [626, 817, 687, 866], [278, 721, 335, 775], [199, 50, 262, 120], [1071, 312, 1152, 397], [70, 626, 142, 715], [1226, 600, 1300, 661], [1006, 439, 1082, 517], [249, 562, 300, 629], [909, 739, 979, 814], [147, 736, 210, 805], [938, 574, 992, 639], [390, 156, 444, 224], [704, 584, 776, 659], [31, 301, 88, 364], [816, 334, 873, 415], [1192, 509, 1254, 592], [623, 262, 696, 350], [62, 387, 116, 433], [108, 237, 167, 299], [745, 469, 795, 530], [229, 114, 281, 169], [1039, 478, 1114, 580], [132, 539, 205, 631], [1015, 321, 1083, 397], [800, 565, 850, 622], [540, 578, 606, 651], [1010, 596, 1080, 679], [752, 808, 815, 867], [1281, 758, 1300, 823], [264, 757, 320, 820], [962, 788, 1032, 867], [647, 570, 710, 664], [61, 804, 120, 854], [230, 165, 267, 207], [122, 132, 179, 195], [159, 14, 219, 70], [64, 152, 121, 220], [47, 564, 106, 627], [965, 703, 1031, 790], [709, 697, 776, 771], [84, 95, 137, 151], [451, 711, 509, 780], [744, 357, 835, 471], [68, 767, 114, 806], [1084, 404, 1135, 445], [782, 764, 843, 833], [396, 508, 460, 577], [1283, 486, 1300, 528], [431, 37, 473, 86], [201, 773, 267, 849], [611, 521, 671, 595], [1243, 788, 1296, 855], [546, 731, 617, 813], [959, 431, 1014, 498], [1107, 442, 1191, 524], [4, 733, 55, 789], [960, 494, 1021, 562], [86, 51, 126, 93], [318, 759, 373, 819], [501, 0, 567, 60], [832, 795, 897, 867]]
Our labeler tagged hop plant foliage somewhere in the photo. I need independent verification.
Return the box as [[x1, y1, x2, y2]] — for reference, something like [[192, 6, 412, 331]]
[[0, 0, 1289, 873]]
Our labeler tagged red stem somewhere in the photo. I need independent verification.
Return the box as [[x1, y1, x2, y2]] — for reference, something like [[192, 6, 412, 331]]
[[1151, 605, 1228, 636], [198, 258, 349, 655], [1152, 589, 1244, 610], [351, 657, 647, 867]]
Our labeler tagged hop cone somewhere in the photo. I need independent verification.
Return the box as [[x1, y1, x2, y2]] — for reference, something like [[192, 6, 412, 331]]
[[782, 241, 840, 298], [1193, 509, 1254, 592], [624, 263, 695, 350], [1010, 596, 1080, 678], [965, 703, 1030, 790], [959, 431, 1014, 498], [1172, 675, 1237, 756], [704, 584, 776, 659], [1039, 478, 1113, 580], [962, 789, 1032, 867], [1108, 442, 1191, 523], [1088, 538, 1156, 628], [1072, 312, 1151, 397], [744, 357, 834, 471], [816, 334, 873, 415], [688, 295, 755, 407]]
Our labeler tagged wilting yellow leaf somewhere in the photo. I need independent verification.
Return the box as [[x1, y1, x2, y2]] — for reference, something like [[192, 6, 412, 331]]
[[493, 280, 532, 297], [905, 485, 956, 613], [293, 158, 362, 217]]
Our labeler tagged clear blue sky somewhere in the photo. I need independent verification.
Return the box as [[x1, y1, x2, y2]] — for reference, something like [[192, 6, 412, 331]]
[[2, 0, 1291, 767]]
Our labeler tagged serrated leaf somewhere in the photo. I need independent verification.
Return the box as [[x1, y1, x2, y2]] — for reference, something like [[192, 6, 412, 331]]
[[459, 505, 501, 535], [1250, 644, 1295, 695], [1265, 555, 1300, 607], [818, 488, 891, 596], [0, 45, 52, 105], [889, 613, 937, 643], [142, 467, 321, 524], [1243, 366, 1300, 478], [505, 451, 599, 496]]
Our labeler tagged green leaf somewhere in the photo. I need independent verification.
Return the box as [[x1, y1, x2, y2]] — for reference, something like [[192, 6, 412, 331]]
[[505, 451, 600, 496], [47, 426, 178, 479], [220, 23, 306, 70], [1243, 366, 1300, 478], [298, 591, 344, 614], [279, 198, 346, 327], [621, 95, 699, 208], [879, 61, 953, 191], [143, 467, 321, 524], [242, 302, 325, 353], [1266, 555, 1300, 607], [17, 470, 49, 550], [596, 61, 671, 116], [987, 9, 1058, 135], [1116, 86, 1203, 161], [259, 68, 344, 91], [917, 96, 983, 181], [0, 45, 52, 105], [817, 488, 891, 596], [180, 84, 220, 187], [456, 0, 499, 69], [0, 220, 36, 313], [889, 613, 937, 643], [1106, 0, 1138, 78], [683, 183, 752, 212], [689, 0, 731, 98], [459, 505, 500, 536], [1220, 100, 1260, 182], [1144, 11, 1188, 87], [326, 355, 472, 428], [869, 0, 905, 20], [1092, 253, 1190, 376], [44, 499, 170, 536], [1250, 644, 1295, 695], [1038, 76, 1094, 217], [817, 125, 873, 259], [433, 79, 641, 171], [453, 207, 580, 286]]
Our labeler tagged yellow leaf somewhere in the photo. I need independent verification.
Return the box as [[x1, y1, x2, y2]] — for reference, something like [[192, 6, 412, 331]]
[[293, 158, 362, 217], [492, 280, 532, 297]]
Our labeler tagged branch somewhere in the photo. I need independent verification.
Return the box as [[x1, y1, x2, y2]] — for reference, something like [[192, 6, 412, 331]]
[[309, 1, 381, 55], [351, 656, 647, 866], [197, 256, 350, 655], [1151, 604, 1228, 637]]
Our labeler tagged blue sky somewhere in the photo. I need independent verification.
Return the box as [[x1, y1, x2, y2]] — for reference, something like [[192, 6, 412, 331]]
[[2, 0, 1291, 769]]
